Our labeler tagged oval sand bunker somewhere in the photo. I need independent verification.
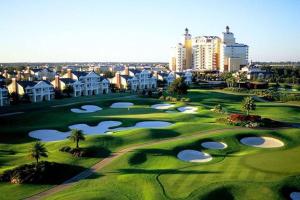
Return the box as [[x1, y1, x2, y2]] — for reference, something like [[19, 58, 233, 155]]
[[110, 102, 134, 108], [71, 105, 102, 113], [201, 141, 227, 149], [29, 130, 71, 142], [177, 150, 212, 163], [240, 136, 284, 148], [290, 192, 300, 200], [177, 106, 198, 114], [151, 104, 174, 110]]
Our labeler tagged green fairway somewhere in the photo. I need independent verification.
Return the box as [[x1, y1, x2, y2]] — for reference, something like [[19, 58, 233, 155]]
[[0, 89, 299, 200]]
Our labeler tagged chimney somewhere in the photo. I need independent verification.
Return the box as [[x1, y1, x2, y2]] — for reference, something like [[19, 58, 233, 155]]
[[3, 70, 8, 79], [67, 69, 72, 79], [54, 75, 61, 89], [17, 71, 21, 81], [11, 78, 18, 93], [125, 67, 129, 76], [116, 73, 121, 89]]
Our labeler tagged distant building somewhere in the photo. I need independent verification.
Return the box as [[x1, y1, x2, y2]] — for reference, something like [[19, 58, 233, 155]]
[[111, 69, 157, 91], [0, 86, 9, 106], [220, 26, 249, 72], [7, 78, 54, 102], [51, 75, 84, 97], [169, 28, 193, 72], [62, 69, 109, 95], [170, 26, 249, 72], [192, 36, 221, 70]]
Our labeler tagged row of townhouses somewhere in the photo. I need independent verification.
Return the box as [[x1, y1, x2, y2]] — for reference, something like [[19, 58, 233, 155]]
[[0, 66, 193, 106]]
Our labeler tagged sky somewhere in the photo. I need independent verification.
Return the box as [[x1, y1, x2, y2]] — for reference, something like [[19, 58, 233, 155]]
[[0, 0, 299, 63]]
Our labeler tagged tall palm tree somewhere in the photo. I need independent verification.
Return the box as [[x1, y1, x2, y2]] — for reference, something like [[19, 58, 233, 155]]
[[68, 129, 85, 149], [30, 142, 48, 164]]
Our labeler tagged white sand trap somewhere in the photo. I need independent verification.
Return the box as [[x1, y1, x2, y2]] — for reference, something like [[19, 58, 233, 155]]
[[29, 121, 172, 142], [69, 121, 122, 135], [151, 104, 175, 110], [177, 150, 212, 163], [201, 141, 228, 149], [29, 130, 71, 142], [71, 105, 102, 113], [177, 106, 198, 114], [240, 136, 284, 148], [110, 102, 134, 108], [290, 192, 300, 200]]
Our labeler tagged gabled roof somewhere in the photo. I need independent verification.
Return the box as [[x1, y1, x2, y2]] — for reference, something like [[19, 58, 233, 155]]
[[120, 75, 131, 80], [60, 78, 75, 84], [17, 81, 37, 88], [72, 71, 88, 78]]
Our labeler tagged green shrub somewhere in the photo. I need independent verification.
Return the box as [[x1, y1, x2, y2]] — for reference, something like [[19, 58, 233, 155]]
[[128, 152, 147, 165], [0, 161, 85, 184]]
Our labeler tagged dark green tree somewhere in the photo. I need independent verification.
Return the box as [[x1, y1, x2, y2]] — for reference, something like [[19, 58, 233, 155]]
[[241, 96, 256, 115], [68, 129, 85, 149], [29, 142, 48, 164]]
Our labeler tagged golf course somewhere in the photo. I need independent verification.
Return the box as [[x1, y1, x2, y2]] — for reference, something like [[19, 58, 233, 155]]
[[0, 89, 300, 200]]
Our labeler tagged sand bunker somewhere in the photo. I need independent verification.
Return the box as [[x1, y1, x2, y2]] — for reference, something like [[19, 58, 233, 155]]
[[177, 106, 198, 114], [201, 141, 228, 149], [29, 130, 71, 142], [71, 105, 102, 113], [69, 121, 122, 135], [110, 102, 134, 108], [240, 136, 284, 148], [177, 150, 212, 163], [290, 192, 300, 200], [151, 104, 175, 110], [29, 121, 173, 142]]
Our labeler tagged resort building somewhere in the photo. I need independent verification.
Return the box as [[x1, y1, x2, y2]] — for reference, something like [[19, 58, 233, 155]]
[[0, 86, 9, 106], [25, 67, 56, 80], [170, 26, 249, 73], [192, 36, 221, 70], [51, 75, 84, 97], [220, 26, 249, 72], [62, 69, 109, 95], [7, 78, 54, 102], [112, 69, 157, 92], [169, 28, 193, 72]]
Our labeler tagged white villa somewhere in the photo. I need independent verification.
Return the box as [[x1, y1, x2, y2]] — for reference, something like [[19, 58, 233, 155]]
[[112, 68, 157, 92], [51, 75, 84, 97], [62, 69, 109, 95], [7, 78, 54, 102], [25, 67, 56, 80], [0, 86, 9, 106]]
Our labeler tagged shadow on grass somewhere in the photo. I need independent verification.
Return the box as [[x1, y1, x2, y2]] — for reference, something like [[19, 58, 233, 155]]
[[201, 186, 234, 200], [117, 168, 221, 175]]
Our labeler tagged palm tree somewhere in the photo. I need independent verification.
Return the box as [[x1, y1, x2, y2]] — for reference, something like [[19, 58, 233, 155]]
[[68, 129, 85, 149], [29, 142, 48, 164], [241, 96, 256, 115]]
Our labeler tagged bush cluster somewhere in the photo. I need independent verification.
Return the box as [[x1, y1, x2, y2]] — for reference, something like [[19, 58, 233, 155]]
[[59, 146, 111, 158], [0, 161, 84, 184], [159, 95, 190, 102]]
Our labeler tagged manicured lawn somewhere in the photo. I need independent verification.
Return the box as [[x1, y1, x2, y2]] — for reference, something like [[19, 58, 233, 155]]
[[45, 128, 300, 200], [0, 89, 299, 200]]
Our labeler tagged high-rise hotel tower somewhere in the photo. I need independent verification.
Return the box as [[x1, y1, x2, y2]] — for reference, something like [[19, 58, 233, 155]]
[[169, 28, 193, 72], [170, 26, 248, 72]]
